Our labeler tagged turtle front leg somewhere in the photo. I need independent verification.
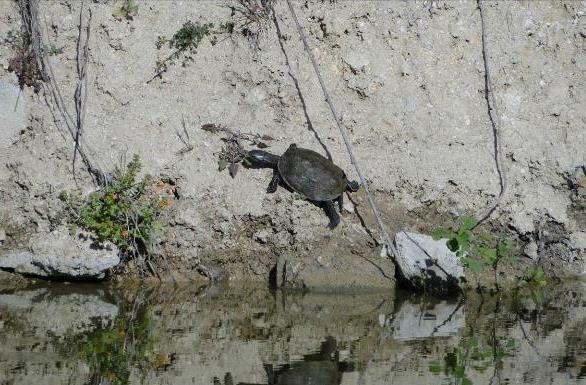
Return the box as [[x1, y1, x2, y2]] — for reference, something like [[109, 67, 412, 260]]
[[337, 194, 344, 212], [324, 200, 340, 229], [267, 169, 281, 193]]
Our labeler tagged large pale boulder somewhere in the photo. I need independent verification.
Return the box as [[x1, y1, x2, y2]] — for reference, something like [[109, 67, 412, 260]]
[[0, 228, 120, 279], [394, 231, 465, 295]]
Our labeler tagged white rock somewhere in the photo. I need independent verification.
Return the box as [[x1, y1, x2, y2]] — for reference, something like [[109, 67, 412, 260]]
[[0, 228, 120, 279], [394, 231, 465, 294], [569, 231, 586, 251], [524, 241, 539, 259]]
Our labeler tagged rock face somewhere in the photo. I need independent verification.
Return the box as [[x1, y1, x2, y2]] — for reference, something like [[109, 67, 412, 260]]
[[0, 229, 120, 279], [394, 232, 465, 295], [273, 249, 394, 290], [0, 80, 25, 155], [0, 1, 584, 283]]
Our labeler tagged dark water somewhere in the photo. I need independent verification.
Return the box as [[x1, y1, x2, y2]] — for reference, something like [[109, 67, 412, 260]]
[[0, 280, 585, 385]]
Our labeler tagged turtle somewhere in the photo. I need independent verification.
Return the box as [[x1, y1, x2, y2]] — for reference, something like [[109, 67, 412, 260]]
[[244, 143, 359, 229]]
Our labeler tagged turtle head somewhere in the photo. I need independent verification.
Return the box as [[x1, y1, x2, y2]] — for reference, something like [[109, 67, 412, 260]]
[[244, 150, 280, 169]]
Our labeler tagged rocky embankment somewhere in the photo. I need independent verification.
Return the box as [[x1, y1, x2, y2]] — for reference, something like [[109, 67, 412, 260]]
[[0, 1, 584, 287]]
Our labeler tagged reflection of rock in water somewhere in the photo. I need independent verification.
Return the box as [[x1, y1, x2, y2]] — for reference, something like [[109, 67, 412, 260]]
[[392, 297, 464, 341], [0, 288, 119, 336], [215, 337, 354, 385]]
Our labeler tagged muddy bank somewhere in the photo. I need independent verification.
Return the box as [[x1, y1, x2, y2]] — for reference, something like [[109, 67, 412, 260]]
[[0, 1, 584, 286]]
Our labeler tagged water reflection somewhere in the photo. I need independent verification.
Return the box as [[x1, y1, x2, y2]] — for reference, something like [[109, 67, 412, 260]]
[[0, 280, 585, 385]]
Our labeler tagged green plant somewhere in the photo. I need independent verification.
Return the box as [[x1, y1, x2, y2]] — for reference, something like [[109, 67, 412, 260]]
[[61, 155, 169, 258], [514, 265, 548, 303], [169, 21, 214, 52], [152, 21, 213, 80], [113, 0, 139, 21], [45, 45, 63, 56], [519, 266, 547, 288], [431, 216, 517, 273]]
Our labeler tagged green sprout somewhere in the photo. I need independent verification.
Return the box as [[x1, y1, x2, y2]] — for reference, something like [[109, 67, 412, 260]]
[[113, 0, 139, 21]]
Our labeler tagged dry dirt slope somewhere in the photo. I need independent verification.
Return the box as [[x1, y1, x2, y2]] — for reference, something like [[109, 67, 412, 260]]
[[0, 0, 584, 284]]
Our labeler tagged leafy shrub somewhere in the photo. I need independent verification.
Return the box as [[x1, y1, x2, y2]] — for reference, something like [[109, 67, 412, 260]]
[[61, 155, 170, 258]]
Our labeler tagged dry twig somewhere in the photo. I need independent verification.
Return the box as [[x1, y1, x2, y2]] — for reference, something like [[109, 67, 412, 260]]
[[72, 2, 92, 181], [35, 0, 107, 185], [475, 0, 507, 226]]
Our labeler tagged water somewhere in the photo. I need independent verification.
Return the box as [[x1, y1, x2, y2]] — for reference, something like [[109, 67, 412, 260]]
[[0, 280, 585, 385]]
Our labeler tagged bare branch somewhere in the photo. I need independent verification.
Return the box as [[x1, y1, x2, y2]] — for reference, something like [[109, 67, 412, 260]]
[[475, 0, 508, 226], [72, 1, 92, 181], [34, 0, 108, 185]]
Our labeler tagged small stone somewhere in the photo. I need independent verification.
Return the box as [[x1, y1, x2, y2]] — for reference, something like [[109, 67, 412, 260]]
[[343, 199, 355, 213], [569, 232, 586, 251], [253, 229, 271, 244], [523, 241, 538, 259]]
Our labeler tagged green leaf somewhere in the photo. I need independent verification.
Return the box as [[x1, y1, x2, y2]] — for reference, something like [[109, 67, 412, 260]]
[[460, 216, 478, 231], [428, 361, 442, 374], [112, 7, 125, 21], [431, 228, 454, 240], [455, 231, 471, 251], [461, 377, 474, 385], [447, 238, 460, 252], [462, 257, 484, 272], [476, 246, 497, 264], [128, 4, 139, 16], [476, 231, 494, 243], [454, 366, 465, 378], [497, 240, 510, 254], [218, 158, 229, 171]]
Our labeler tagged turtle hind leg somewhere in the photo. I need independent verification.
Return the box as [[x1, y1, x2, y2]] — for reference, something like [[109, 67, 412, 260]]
[[323, 200, 340, 229], [337, 194, 344, 212], [347, 180, 360, 192], [267, 169, 281, 193]]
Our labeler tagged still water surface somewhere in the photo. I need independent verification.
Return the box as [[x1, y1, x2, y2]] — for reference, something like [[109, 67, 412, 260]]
[[0, 280, 585, 385]]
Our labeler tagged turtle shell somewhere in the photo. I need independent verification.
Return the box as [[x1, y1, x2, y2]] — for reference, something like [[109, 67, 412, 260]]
[[278, 145, 347, 201]]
